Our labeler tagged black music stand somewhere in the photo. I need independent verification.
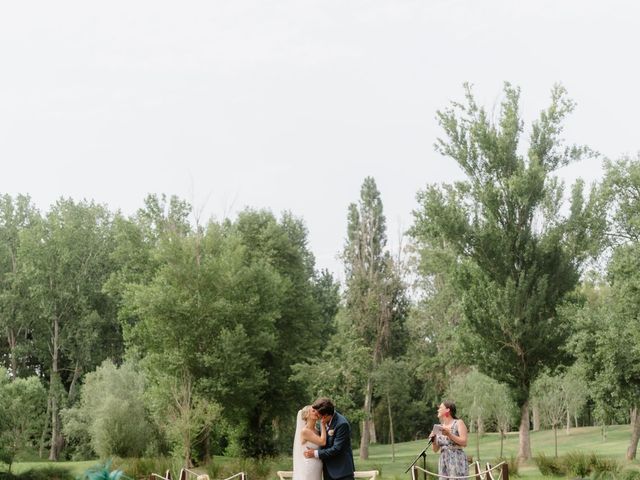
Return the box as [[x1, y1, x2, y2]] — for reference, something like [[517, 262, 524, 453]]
[[405, 441, 432, 480]]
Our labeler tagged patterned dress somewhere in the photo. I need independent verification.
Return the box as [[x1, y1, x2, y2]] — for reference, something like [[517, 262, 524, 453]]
[[436, 420, 468, 479]]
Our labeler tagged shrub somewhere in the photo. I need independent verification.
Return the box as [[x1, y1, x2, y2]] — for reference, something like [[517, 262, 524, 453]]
[[590, 457, 621, 475], [563, 450, 592, 477], [215, 457, 276, 480], [614, 471, 640, 480], [0, 467, 74, 480], [505, 454, 520, 477], [62, 360, 152, 458], [534, 452, 565, 476], [115, 456, 177, 479]]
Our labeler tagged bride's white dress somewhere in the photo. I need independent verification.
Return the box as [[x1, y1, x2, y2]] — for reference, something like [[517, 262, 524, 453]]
[[292, 410, 323, 480], [293, 440, 322, 480]]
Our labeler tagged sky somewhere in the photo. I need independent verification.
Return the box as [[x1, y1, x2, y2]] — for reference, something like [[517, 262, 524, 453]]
[[1, 0, 639, 280]]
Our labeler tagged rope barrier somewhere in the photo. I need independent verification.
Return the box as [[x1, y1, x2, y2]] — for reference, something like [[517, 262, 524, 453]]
[[411, 460, 507, 480]]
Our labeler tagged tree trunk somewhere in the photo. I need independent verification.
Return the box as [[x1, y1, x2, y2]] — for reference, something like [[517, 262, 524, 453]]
[[68, 361, 82, 403], [7, 328, 18, 379], [39, 396, 52, 458], [517, 401, 532, 461], [387, 393, 395, 462], [500, 430, 504, 459], [359, 377, 373, 460], [476, 421, 480, 461], [532, 404, 540, 431], [369, 416, 377, 444], [553, 425, 558, 458], [566, 409, 571, 435], [49, 317, 63, 461], [627, 406, 640, 460]]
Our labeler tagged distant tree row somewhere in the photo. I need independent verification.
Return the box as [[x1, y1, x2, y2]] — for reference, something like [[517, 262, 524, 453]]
[[1, 83, 640, 466]]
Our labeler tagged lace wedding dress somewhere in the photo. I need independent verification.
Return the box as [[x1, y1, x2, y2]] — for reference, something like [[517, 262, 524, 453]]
[[292, 409, 323, 480]]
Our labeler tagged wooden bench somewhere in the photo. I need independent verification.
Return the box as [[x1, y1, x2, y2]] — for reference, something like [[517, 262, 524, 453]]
[[276, 471, 379, 480]]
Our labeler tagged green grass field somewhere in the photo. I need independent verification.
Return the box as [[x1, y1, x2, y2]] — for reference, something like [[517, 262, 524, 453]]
[[6, 425, 640, 480], [355, 425, 640, 480]]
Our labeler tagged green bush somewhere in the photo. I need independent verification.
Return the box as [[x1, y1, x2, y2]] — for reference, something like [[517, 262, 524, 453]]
[[505, 454, 520, 477], [115, 456, 177, 479], [590, 456, 621, 475], [563, 450, 592, 477], [0, 467, 74, 480], [614, 471, 640, 480], [534, 452, 565, 476]]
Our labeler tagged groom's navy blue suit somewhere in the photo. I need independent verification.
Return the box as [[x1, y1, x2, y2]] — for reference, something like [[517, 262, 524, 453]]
[[317, 411, 355, 480]]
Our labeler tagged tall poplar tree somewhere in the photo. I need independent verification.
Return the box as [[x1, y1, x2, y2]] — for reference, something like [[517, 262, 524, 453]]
[[411, 84, 604, 460], [343, 177, 408, 460]]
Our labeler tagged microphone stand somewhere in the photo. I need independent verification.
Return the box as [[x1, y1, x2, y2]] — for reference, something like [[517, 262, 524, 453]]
[[405, 438, 433, 480]]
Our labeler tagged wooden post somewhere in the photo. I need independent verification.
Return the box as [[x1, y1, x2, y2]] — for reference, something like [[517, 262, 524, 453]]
[[501, 462, 509, 480]]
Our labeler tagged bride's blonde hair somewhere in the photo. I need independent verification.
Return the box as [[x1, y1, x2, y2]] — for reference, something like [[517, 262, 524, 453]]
[[300, 405, 313, 422]]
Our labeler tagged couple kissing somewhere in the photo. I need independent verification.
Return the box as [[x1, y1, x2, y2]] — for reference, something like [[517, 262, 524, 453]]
[[292, 397, 355, 480]]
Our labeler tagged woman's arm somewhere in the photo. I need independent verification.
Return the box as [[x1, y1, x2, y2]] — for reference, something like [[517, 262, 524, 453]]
[[301, 426, 326, 446], [430, 432, 440, 453], [445, 420, 468, 447]]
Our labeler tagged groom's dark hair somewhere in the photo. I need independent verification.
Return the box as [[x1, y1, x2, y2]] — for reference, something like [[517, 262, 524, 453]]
[[312, 397, 335, 416]]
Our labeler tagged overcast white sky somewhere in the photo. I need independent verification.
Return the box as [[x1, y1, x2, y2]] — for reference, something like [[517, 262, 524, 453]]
[[1, 0, 638, 279]]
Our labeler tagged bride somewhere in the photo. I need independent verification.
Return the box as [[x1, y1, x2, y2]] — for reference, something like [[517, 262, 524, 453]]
[[292, 405, 327, 480]]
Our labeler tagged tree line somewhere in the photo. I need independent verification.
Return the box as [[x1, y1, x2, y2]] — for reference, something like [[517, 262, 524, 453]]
[[0, 83, 639, 468]]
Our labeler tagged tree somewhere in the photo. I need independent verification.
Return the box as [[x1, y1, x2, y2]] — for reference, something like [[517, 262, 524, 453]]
[[371, 358, 411, 461], [562, 365, 589, 433], [343, 177, 409, 460], [145, 369, 221, 466], [0, 370, 47, 471], [125, 209, 326, 457], [531, 372, 567, 458], [19, 199, 119, 459], [447, 368, 516, 461], [567, 156, 640, 459], [62, 360, 151, 458], [411, 83, 604, 460], [0, 194, 40, 378]]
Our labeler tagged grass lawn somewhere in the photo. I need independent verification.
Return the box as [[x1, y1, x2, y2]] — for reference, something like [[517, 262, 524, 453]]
[[8, 459, 97, 476], [6, 426, 640, 480], [354, 425, 640, 480]]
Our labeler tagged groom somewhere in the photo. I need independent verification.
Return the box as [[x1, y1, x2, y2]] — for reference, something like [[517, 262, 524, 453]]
[[303, 397, 355, 480]]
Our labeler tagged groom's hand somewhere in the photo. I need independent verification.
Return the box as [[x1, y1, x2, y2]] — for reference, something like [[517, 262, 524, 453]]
[[303, 448, 316, 459]]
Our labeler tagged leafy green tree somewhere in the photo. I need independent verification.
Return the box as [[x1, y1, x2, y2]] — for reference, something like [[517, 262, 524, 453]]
[[291, 309, 369, 424], [62, 360, 151, 458], [126, 209, 324, 457], [372, 358, 411, 461], [447, 368, 515, 461], [411, 83, 605, 460], [19, 199, 119, 459], [230, 210, 328, 454], [0, 194, 40, 378], [145, 370, 221, 466], [343, 177, 409, 459], [531, 373, 567, 458], [568, 156, 640, 459], [562, 365, 589, 433], [0, 370, 47, 471]]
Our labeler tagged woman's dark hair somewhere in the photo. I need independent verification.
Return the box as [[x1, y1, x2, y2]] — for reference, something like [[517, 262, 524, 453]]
[[443, 400, 458, 419]]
